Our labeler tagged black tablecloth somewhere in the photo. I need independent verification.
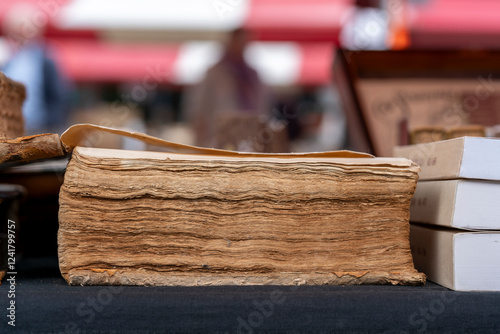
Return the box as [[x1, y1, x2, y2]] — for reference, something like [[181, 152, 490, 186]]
[[1, 257, 499, 334]]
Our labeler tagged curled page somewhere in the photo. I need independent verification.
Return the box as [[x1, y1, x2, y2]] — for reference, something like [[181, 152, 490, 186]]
[[61, 123, 374, 159]]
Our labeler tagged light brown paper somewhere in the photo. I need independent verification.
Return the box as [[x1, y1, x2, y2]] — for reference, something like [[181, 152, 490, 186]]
[[60, 123, 373, 159]]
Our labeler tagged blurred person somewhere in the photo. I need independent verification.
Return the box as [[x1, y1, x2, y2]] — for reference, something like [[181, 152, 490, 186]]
[[315, 84, 346, 151], [2, 3, 69, 134], [183, 28, 269, 148], [286, 85, 346, 153]]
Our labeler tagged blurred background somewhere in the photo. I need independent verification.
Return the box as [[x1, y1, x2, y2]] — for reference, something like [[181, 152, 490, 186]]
[[1, 0, 499, 153]]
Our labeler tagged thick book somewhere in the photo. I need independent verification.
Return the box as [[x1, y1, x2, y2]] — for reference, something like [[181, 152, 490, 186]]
[[53, 125, 425, 286], [410, 179, 500, 230], [0, 123, 425, 286], [409, 125, 486, 145], [393, 137, 500, 181], [0, 70, 423, 287], [410, 224, 500, 291]]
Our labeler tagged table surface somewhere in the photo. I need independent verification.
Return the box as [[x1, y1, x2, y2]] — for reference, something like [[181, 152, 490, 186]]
[[1, 257, 500, 334]]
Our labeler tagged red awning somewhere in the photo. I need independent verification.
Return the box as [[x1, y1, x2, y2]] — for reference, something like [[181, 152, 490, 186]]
[[408, 0, 500, 49], [299, 43, 335, 85], [49, 40, 180, 83], [48, 39, 334, 86], [0, 0, 39, 22], [0, 0, 96, 40], [1, 0, 354, 44], [244, 0, 354, 42]]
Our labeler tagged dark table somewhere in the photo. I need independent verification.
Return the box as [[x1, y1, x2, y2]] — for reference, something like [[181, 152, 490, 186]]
[[1, 257, 500, 334]]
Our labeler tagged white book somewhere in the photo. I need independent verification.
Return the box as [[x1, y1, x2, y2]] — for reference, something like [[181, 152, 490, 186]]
[[393, 137, 500, 181], [410, 179, 500, 230], [410, 224, 500, 291]]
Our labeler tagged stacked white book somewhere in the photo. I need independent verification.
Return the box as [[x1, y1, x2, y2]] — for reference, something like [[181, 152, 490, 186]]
[[394, 137, 500, 291]]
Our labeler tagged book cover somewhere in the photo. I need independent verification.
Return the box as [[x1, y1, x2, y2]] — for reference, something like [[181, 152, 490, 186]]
[[411, 179, 500, 230], [394, 137, 500, 181], [410, 224, 500, 291]]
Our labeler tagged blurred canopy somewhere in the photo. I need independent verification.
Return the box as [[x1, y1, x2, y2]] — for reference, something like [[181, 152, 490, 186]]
[[1, 0, 500, 85]]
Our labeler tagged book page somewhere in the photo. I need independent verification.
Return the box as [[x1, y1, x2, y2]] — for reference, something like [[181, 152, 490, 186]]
[[61, 123, 374, 159]]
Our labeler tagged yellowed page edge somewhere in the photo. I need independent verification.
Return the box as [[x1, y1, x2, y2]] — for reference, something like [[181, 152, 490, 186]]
[[61, 124, 373, 159]]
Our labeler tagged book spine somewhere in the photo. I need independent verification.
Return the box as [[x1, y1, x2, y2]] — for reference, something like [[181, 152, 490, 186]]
[[393, 138, 464, 180], [395, 137, 500, 181], [412, 224, 500, 291], [410, 180, 458, 228], [410, 224, 455, 290]]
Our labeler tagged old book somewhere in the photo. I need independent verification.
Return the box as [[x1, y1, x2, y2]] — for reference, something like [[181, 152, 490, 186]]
[[0, 72, 25, 138], [409, 126, 486, 145], [447, 125, 485, 140], [410, 127, 447, 144], [55, 124, 425, 286], [0, 124, 425, 286], [410, 224, 500, 291], [394, 137, 500, 181], [411, 180, 500, 230]]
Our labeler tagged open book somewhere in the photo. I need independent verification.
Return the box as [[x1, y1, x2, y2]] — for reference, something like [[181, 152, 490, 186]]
[[2, 124, 425, 286]]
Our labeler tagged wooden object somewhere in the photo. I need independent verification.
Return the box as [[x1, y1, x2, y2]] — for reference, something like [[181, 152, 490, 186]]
[[0, 134, 64, 165], [410, 127, 448, 144], [447, 125, 486, 139], [334, 50, 500, 157], [409, 125, 485, 144], [0, 72, 25, 138]]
